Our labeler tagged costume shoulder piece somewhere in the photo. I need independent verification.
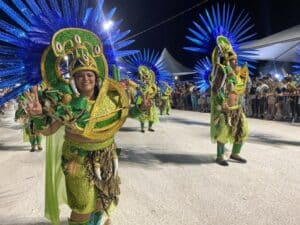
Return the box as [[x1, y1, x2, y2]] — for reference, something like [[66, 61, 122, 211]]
[[83, 78, 129, 140], [234, 63, 249, 95]]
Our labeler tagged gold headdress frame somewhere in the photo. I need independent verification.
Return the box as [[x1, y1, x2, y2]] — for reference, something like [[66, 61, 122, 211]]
[[55, 28, 108, 83], [41, 28, 109, 89], [138, 65, 156, 84], [211, 36, 237, 65]]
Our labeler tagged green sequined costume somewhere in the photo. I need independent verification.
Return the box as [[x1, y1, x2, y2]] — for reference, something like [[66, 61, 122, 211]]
[[159, 84, 173, 115], [136, 85, 159, 123], [15, 93, 43, 151], [31, 29, 130, 225], [210, 66, 249, 144], [210, 36, 249, 161], [134, 66, 159, 131]]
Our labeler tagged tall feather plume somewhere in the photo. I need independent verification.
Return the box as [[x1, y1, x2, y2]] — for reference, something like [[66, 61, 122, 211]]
[[0, 0, 138, 105]]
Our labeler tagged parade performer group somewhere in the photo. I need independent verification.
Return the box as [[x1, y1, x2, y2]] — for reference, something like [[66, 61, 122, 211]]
[[0, 1, 258, 225]]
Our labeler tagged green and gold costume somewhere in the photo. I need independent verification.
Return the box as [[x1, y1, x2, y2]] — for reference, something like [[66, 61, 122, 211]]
[[15, 93, 43, 151], [32, 29, 129, 225], [210, 36, 249, 165], [135, 66, 159, 132], [159, 83, 173, 115]]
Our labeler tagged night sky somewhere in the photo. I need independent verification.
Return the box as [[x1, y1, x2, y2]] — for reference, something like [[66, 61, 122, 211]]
[[2, 0, 299, 69], [103, 0, 300, 68]]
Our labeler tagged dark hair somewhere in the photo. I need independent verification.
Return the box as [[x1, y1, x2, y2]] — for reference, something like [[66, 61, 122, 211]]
[[220, 56, 225, 64], [94, 75, 101, 98]]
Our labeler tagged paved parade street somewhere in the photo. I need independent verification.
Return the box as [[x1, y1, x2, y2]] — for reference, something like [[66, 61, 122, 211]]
[[0, 110, 299, 225]]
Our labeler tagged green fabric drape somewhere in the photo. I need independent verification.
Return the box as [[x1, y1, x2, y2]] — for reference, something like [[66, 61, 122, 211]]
[[45, 127, 68, 225]]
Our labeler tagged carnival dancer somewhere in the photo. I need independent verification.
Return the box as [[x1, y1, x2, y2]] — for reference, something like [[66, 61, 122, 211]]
[[27, 29, 129, 225], [184, 4, 257, 166], [159, 82, 173, 116], [159, 82, 173, 115], [210, 37, 249, 166], [123, 49, 174, 132], [15, 91, 43, 152], [0, 1, 138, 224], [136, 66, 158, 132]]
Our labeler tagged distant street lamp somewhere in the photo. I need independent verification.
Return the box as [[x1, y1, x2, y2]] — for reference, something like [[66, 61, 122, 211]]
[[103, 20, 114, 30]]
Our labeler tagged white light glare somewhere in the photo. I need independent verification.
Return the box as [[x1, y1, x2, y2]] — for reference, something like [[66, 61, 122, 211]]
[[103, 20, 114, 30]]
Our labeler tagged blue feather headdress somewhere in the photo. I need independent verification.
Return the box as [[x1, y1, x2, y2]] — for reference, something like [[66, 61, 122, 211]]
[[0, 0, 138, 105], [122, 49, 174, 88], [184, 3, 257, 70], [193, 57, 212, 94]]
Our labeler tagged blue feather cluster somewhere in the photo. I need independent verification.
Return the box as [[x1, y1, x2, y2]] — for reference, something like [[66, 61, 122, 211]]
[[193, 57, 212, 94], [0, 0, 138, 105], [184, 3, 257, 71], [122, 49, 174, 88]]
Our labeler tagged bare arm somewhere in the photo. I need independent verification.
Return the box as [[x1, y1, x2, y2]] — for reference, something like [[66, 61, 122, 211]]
[[40, 120, 62, 136]]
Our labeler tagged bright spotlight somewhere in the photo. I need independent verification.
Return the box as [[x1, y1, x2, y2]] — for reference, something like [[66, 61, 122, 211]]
[[103, 20, 114, 30], [274, 73, 284, 81], [175, 76, 178, 80]]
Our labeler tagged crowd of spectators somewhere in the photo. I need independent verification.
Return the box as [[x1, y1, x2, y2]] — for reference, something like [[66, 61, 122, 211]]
[[245, 75, 300, 123], [172, 82, 211, 112], [171, 75, 300, 123]]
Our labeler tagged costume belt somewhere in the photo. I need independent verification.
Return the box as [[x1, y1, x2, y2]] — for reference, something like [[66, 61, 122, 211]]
[[228, 105, 240, 111], [64, 136, 114, 151]]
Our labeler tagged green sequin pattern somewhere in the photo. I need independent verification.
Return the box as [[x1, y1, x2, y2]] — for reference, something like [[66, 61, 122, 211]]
[[94, 112, 121, 128], [61, 141, 120, 214]]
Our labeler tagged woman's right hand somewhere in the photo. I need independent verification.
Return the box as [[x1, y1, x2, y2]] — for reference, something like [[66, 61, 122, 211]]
[[26, 86, 43, 116]]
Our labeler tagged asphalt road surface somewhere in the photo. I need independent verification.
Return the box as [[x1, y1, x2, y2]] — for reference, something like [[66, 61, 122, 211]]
[[0, 109, 299, 225]]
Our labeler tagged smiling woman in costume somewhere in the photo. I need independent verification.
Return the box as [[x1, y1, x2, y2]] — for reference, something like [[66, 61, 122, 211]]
[[26, 29, 129, 225]]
